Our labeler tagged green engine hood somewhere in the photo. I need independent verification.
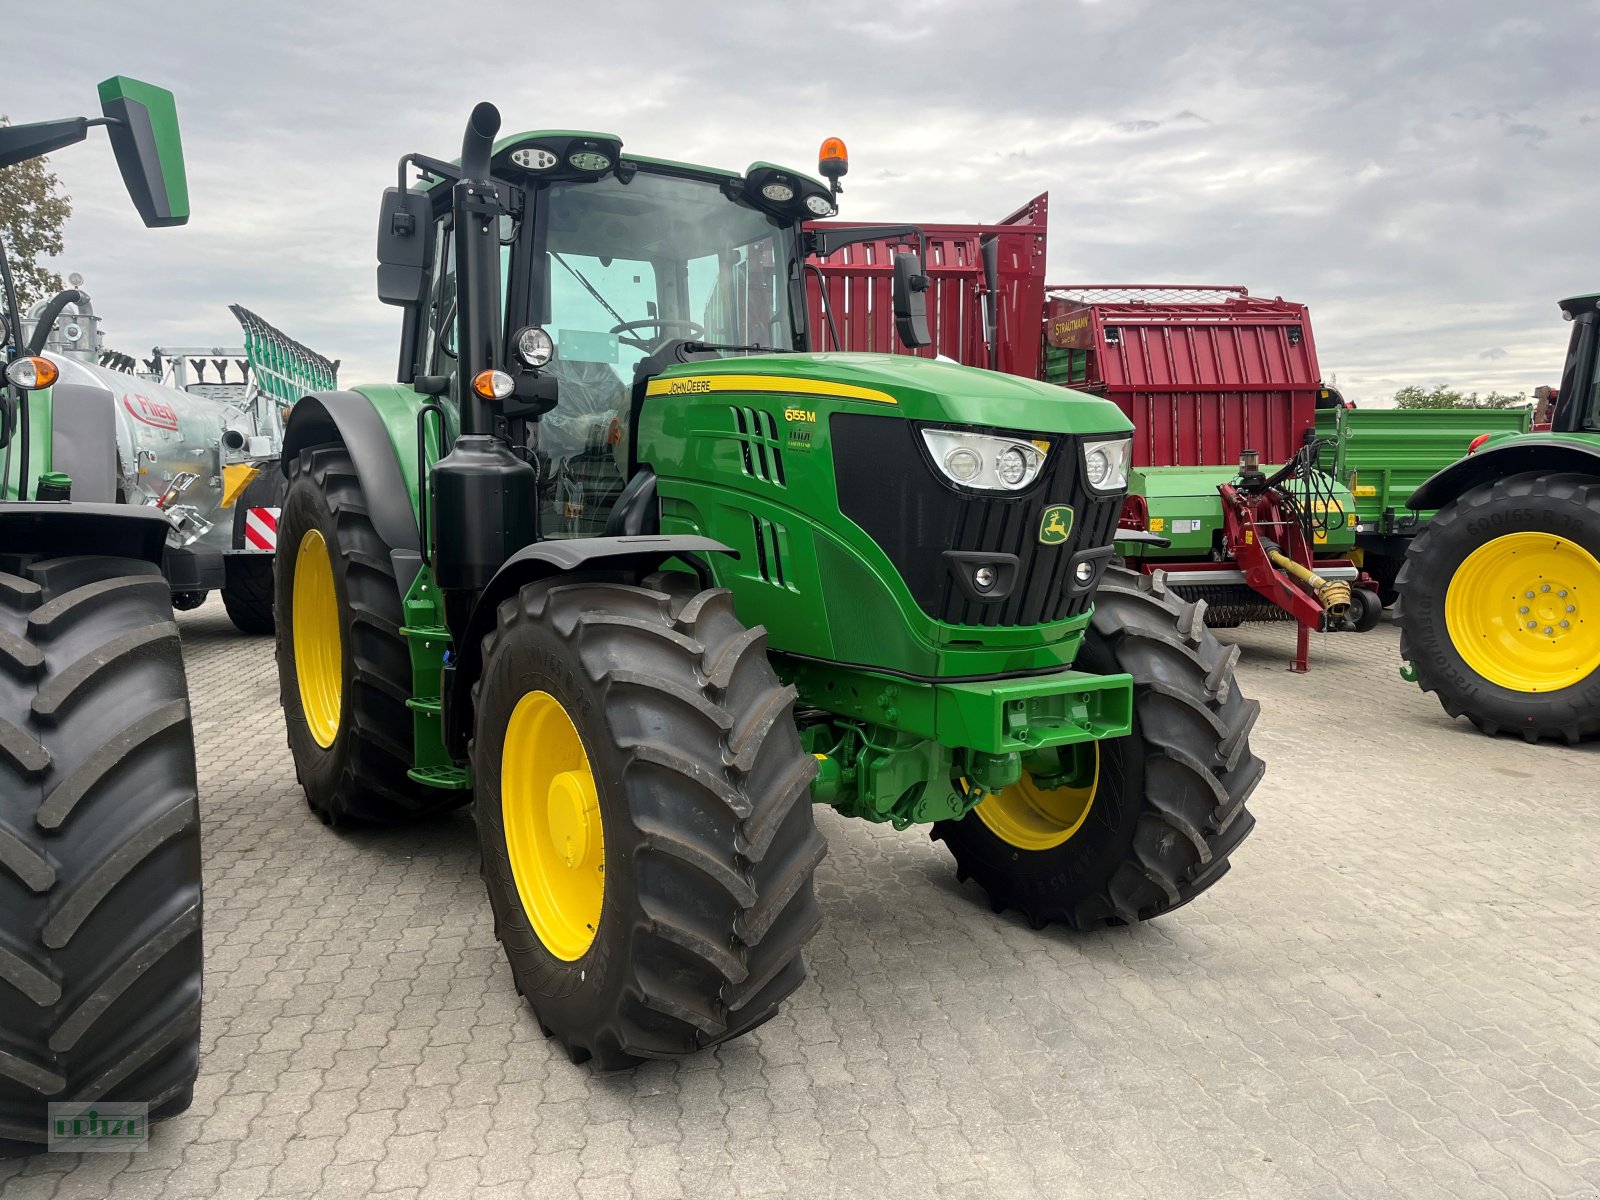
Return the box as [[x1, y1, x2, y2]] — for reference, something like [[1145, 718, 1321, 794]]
[[653, 352, 1133, 436]]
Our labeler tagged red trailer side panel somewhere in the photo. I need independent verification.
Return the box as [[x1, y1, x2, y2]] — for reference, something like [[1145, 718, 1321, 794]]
[[804, 194, 1048, 378], [1045, 287, 1323, 468]]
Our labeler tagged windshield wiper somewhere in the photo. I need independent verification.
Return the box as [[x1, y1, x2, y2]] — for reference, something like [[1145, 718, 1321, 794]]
[[681, 341, 792, 355], [552, 253, 627, 328]]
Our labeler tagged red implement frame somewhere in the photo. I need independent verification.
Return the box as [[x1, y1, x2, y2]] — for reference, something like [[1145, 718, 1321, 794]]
[[1218, 482, 1327, 673]]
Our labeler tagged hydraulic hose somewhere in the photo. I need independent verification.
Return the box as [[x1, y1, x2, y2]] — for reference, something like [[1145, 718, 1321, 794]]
[[25, 289, 86, 355], [1267, 548, 1351, 615]]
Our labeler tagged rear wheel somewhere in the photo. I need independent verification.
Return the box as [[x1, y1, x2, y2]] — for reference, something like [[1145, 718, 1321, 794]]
[[275, 445, 457, 823], [933, 567, 1262, 929], [473, 572, 825, 1068], [222, 469, 287, 635], [0, 555, 201, 1151], [1398, 472, 1600, 743], [1348, 585, 1383, 632]]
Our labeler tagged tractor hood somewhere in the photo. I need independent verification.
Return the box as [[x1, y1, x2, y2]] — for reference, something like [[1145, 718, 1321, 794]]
[[648, 352, 1133, 437]]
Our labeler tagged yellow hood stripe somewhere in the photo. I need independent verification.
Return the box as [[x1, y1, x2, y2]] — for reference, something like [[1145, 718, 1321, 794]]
[[645, 374, 897, 406]]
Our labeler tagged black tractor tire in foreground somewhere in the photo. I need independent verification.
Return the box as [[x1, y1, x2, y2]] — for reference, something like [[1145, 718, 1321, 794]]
[[1397, 472, 1600, 744], [473, 572, 826, 1069], [934, 566, 1262, 930], [275, 445, 458, 824], [222, 468, 288, 635], [0, 555, 202, 1153]]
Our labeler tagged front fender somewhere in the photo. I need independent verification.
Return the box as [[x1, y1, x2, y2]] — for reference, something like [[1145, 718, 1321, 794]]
[[444, 534, 735, 756], [1410, 437, 1600, 511], [0, 502, 170, 565]]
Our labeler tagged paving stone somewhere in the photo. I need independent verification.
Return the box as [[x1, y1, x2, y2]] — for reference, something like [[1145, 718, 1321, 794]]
[[16, 602, 1595, 1200]]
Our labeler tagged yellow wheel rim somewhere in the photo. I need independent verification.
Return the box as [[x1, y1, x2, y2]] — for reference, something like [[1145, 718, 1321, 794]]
[[501, 691, 605, 961], [975, 745, 1100, 852], [292, 529, 343, 749], [1445, 532, 1600, 693]]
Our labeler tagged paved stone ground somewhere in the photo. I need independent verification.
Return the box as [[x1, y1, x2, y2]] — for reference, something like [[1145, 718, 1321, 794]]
[[4, 603, 1599, 1199]]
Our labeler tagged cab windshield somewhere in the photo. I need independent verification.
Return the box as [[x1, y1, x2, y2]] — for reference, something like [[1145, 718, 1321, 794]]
[[529, 170, 797, 379], [521, 170, 799, 537]]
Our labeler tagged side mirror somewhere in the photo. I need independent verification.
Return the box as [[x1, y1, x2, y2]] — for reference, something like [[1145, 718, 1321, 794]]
[[377, 187, 431, 306], [98, 77, 189, 227], [893, 252, 931, 349]]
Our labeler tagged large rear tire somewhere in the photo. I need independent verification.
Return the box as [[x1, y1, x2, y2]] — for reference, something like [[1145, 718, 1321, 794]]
[[0, 555, 202, 1152], [275, 445, 458, 824], [933, 567, 1262, 929], [1397, 471, 1600, 743], [473, 572, 825, 1068]]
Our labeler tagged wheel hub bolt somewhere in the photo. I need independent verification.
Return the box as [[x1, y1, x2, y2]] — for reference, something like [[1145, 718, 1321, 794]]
[[1545, 626, 1555, 635], [1527, 591, 1536, 599], [1569, 605, 1577, 613], [1543, 584, 1552, 592], [1559, 590, 1569, 598], [1527, 621, 1538, 630], [1560, 620, 1571, 629], [1520, 606, 1530, 614]]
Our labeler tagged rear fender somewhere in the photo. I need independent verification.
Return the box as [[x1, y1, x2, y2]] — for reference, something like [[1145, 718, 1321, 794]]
[[1409, 438, 1600, 511], [280, 389, 436, 554]]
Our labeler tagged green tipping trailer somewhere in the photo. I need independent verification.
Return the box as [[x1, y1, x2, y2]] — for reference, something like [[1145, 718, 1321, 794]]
[[1315, 405, 1533, 605]]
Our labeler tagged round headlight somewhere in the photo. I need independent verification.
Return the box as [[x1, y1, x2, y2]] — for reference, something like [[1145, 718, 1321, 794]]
[[1074, 561, 1095, 584], [974, 566, 997, 591], [761, 182, 796, 203], [568, 151, 612, 172], [996, 446, 1031, 488], [1085, 447, 1110, 487], [945, 447, 982, 482], [805, 194, 837, 217], [515, 326, 554, 368]]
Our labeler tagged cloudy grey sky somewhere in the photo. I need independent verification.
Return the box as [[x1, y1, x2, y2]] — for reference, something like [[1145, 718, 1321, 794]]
[[25, 0, 1599, 402]]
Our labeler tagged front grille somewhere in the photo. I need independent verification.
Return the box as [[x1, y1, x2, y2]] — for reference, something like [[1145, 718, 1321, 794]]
[[832, 414, 1124, 627]]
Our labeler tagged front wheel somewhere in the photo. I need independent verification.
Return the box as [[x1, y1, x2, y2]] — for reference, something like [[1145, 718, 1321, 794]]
[[1397, 471, 1600, 743], [933, 567, 1262, 930], [473, 573, 825, 1068]]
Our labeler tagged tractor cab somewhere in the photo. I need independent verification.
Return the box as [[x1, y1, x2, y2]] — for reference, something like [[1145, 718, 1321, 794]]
[[375, 115, 928, 542], [1553, 293, 1600, 435]]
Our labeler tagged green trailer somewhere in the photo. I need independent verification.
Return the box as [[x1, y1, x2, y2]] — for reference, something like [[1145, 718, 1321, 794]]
[[1315, 405, 1532, 605]]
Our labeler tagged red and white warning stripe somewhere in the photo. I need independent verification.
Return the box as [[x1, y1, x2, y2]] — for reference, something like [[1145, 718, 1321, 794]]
[[244, 507, 280, 551]]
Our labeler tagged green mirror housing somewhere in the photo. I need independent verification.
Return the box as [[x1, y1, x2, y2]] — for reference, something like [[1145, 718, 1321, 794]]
[[97, 76, 189, 227]]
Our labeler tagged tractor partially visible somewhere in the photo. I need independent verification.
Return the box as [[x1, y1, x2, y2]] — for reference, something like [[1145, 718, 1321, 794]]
[[1395, 293, 1600, 743], [0, 77, 202, 1153]]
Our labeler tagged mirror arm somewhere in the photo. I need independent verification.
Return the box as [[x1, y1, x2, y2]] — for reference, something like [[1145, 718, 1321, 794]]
[[806, 223, 926, 262]]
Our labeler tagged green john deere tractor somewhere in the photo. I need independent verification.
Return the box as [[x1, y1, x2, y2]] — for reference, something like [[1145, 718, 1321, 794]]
[[1398, 293, 1600, 742], [274, 104, 1263, 1067], [0, 79, 201, 1151]]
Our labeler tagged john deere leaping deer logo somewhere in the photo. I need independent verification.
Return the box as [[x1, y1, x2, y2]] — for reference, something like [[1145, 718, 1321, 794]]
[[1039, 504, 1074, 545]]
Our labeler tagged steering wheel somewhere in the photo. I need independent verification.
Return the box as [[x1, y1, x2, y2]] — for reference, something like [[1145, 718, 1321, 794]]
[[608, 318, 705, 352]]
